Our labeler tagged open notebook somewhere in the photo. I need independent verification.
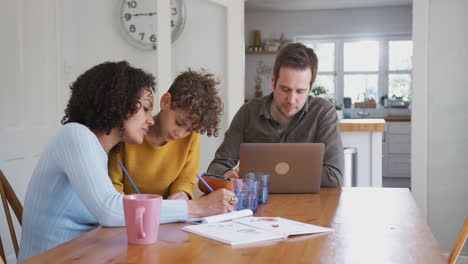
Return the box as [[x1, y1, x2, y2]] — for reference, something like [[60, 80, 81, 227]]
[[183, 216, 333, 245]]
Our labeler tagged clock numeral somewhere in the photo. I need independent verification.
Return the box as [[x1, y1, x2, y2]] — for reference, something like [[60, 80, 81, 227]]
[[127, 1, 137, 9], [124, 13, 131, 21], [171, 20, 175, 27], [171, 8, 177, 15], [139, 33, 145, 41], [150, 34, 156, 43], [129, 25, 136, 33]]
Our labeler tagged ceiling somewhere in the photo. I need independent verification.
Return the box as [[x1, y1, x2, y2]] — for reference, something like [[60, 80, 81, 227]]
[[245, 0, 412, 11]]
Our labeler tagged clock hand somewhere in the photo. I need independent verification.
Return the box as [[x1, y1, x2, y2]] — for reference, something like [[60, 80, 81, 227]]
[[132, 12, 157, 16]]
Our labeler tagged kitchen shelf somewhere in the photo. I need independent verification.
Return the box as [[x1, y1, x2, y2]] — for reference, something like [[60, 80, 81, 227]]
[[246, 51, 278, 55]]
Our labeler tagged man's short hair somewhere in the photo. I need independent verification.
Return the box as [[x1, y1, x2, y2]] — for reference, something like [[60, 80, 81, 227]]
[[167, 69, 223, 137], [272, 43, 318, 89]]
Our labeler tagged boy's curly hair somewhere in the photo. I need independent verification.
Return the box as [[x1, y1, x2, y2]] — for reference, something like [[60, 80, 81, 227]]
[[61, 61, 155, 135], [168, 69, 223, 137]]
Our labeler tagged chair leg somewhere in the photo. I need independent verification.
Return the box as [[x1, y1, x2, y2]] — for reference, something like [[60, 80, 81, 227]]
[[0, 170, 22, 225], [448, 217, 468, 264], [0, 181, 20, 257], [0, 236, 6, 264]]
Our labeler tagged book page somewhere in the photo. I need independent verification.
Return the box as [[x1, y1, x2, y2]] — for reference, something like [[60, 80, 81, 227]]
[[233, 217, 333, 236], [182, 221, 285, 245], [186, 209, 253, 224]]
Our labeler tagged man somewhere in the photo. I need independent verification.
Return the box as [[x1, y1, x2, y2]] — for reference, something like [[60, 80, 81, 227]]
[[207, 43, 343, 187]]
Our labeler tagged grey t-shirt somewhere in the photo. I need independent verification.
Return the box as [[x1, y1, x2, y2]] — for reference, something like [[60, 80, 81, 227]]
[[207, 93, 344, 187]]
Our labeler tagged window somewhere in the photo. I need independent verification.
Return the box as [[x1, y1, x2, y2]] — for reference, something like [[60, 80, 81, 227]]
[[306, 41, 335, 98], [299, 35, 412, 106], [343, 41, 379, 102], [388, 40, 412, 100]]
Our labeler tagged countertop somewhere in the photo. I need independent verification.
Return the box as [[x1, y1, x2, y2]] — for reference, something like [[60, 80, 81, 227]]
[[339, 119, 386, 132], [384, 116, 411, 122]]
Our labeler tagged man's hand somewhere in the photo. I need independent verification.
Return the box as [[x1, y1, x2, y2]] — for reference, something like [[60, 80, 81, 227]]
[[223, 164, 240, 179], [187, 188, 236, 218], [167, 191, 189, 200]]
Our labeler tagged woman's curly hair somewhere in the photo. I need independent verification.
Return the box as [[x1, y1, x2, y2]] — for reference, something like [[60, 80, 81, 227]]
[[61, 61, 155, 135], [168, 69, 223, 137]]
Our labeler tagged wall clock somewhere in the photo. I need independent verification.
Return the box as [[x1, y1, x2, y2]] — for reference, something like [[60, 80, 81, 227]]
[[120, 0, 186, 50]]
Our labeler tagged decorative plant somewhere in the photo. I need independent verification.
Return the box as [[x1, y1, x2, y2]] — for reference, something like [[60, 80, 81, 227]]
[[328, 97, 342, 110], [311, 86, 327, 97], [379, 95, 388, 106]]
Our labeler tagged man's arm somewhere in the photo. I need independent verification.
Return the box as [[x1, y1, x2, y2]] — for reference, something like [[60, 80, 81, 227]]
[[316, 104, 344, 187], [207, 106, 247, 177]]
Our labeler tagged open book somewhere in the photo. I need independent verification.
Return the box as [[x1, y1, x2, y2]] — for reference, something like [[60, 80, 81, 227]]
[[183, 216, 333, 245]]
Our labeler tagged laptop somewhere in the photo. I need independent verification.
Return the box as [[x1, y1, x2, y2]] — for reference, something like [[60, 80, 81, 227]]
[[239, 143, 324, 194]]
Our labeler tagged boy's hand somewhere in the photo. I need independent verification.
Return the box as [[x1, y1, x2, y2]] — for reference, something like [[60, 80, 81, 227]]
[[168, 191, 189, 200]]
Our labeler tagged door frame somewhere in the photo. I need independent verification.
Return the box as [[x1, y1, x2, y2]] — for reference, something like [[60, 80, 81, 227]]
[[411, 0, 429, 220]]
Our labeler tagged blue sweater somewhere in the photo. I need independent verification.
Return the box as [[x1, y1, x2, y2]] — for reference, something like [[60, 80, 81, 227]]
[[18, 123, 188, 262]]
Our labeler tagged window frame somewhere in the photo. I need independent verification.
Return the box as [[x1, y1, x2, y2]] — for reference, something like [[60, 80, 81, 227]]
[[387, 39, 413, 100], [296, 34, 412, 104]]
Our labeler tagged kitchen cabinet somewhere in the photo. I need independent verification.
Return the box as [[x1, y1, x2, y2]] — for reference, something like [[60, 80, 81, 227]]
[[340, 119, 386, 187], [382, 121, 411, 188]]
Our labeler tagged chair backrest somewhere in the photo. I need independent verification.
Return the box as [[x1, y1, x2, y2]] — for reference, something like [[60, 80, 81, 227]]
[[448, 217, 468, 264], [0, 169, 23, 263]]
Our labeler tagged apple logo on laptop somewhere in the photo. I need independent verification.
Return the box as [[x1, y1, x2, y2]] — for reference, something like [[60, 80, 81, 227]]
[[275, 162, 290, 175]]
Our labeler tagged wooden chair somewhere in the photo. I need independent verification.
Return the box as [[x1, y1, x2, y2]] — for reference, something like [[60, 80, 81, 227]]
[[0, 169, 23, 263], [448, 217, 468, 264]]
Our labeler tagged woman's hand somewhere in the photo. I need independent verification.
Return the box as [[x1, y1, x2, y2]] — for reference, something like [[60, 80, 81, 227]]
[[167, 191, 189, 200], [187, 188, 236, 218]]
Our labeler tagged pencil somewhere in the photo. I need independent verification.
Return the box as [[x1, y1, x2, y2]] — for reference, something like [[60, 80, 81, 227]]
[[118, 162, 141, 194], [197, 174, 214, 192]]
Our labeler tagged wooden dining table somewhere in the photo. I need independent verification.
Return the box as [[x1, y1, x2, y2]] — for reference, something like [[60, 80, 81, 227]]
[[23, 188, 445, 264]]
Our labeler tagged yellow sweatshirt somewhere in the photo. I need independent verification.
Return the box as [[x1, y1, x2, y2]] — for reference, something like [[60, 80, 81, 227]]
[[108, 133, 200, 199]]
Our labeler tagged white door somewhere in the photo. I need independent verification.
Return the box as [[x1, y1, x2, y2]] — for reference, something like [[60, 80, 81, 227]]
[[0, 1, 60, 262]]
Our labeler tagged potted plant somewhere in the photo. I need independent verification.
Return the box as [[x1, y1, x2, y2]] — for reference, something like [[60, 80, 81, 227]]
[[328, 97, 343, 120], [311, 86, 327, 98], [380, 95, 388, 107]]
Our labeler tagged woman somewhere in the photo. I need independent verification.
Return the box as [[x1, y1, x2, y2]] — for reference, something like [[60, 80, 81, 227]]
[[18, 61, 235, 262]]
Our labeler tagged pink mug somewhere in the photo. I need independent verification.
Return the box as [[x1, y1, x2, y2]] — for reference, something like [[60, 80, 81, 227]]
[[123, 194, 162, 244]]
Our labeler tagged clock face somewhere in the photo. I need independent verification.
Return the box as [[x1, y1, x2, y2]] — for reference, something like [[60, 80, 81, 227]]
[[120, 0, 185, 50]]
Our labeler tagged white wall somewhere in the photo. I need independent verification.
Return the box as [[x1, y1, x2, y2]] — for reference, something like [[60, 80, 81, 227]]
[[425, 0, 468, 254], [172, 0, 226, 173], [1, 1, 61, 262], [0, 0, 234, 262], [244, 6, 412, 100], [60, 0, 159, 100], [63, 0, 230, 174], [61, 0, 229, 174]]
